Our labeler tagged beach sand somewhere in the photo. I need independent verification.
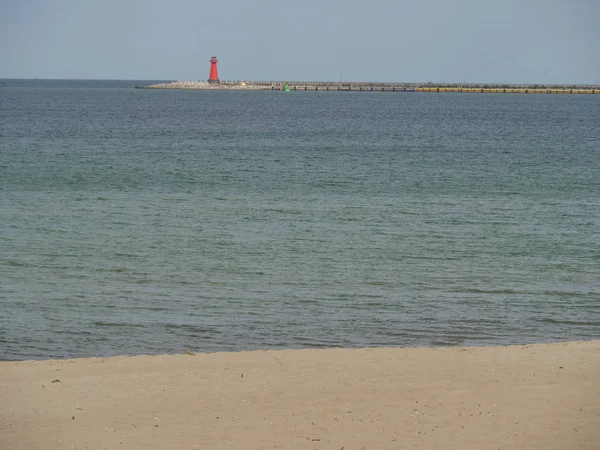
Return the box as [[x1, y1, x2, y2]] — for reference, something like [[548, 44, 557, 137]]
[[1, 341, 599, 449]]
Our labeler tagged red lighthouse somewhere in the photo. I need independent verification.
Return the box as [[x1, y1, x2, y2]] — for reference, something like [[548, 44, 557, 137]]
[[208, 56, 220, 84]]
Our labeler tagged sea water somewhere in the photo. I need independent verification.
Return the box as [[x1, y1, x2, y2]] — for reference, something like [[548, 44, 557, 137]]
[[1, 80, 599, 360]]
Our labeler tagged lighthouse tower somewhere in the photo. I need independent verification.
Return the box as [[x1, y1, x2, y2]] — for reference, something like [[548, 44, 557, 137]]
[[208, 56, 220, 84]]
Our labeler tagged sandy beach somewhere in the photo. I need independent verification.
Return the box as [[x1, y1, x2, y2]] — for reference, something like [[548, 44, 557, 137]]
[[1, 341, 599, 449]]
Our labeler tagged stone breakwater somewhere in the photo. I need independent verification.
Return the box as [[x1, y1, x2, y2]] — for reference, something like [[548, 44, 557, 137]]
[[137, 80, 271, 90], [136, 80, 600, 94]]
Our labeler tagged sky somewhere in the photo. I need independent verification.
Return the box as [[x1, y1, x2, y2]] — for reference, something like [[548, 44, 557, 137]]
[[1, 0, 599, 84]]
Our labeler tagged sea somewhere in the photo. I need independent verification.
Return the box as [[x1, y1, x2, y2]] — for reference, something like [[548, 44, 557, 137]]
[[1, 79, 599, 361]]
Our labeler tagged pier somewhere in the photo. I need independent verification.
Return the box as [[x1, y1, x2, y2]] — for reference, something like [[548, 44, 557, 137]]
[[136, 55, 599, 94], [136, 80, 600, 94]]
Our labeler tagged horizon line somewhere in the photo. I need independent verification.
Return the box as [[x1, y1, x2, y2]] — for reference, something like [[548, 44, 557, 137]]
[[2, 77, 599, 87]]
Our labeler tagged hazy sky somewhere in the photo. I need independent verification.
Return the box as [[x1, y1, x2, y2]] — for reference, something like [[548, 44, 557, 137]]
[[1, 0, 599, 83]]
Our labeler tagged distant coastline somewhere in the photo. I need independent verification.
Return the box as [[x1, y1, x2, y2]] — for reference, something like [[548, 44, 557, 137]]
[[136, 80, 600, 94]]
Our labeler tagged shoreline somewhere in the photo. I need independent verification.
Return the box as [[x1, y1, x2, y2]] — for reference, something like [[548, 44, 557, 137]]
[[2, 338, 599, 363], [2, 340, 599, 449]]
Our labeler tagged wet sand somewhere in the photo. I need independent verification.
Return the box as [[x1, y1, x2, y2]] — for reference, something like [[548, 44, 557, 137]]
[[1, 340, 599, 449]]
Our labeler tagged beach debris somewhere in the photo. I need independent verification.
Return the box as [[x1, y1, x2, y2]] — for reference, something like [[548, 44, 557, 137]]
[[273, 356, 284, 366], [51, 379, 61, 383], [186, 349, 195, 356]]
